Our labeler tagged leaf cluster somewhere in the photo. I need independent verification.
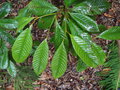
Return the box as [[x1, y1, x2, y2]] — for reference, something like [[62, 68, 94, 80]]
[[0, 0, 110, 79]]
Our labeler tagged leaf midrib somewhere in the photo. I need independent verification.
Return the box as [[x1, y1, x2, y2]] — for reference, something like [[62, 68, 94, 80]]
[[18, 30, 30, 61]]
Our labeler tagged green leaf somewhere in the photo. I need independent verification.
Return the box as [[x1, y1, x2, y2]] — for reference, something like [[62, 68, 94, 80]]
[[92, 43, 106, 65], [54, 21, 66, 49], [72, 0, 110, 15], [62, 18, 68, 32], [7, 61, 17, 77], [15, 17, 34, 32], [0, 19, 18, 30], [70, 35, 105, 67], [76, 58, 88, 72], [68, 19, 82, 36], [61, 18, 69, 51], [51, 42, 67, 78], [27, 0, 58, 16], [0, 44, 8, 69], [69, 13, 99, 32], [99, 26, 120, 40], [0, 29, 15, 44], [68, 19, 91, 42], [0, 2, 11, 18], [38, 15, 55, 29], [17, 7, 32, 17], [64, 0, 77, 7], [12, 28, 32, 63], [33, 39, 49, 75]]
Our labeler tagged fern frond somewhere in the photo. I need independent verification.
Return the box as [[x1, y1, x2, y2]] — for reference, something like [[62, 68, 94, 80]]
[[100, 42, 120, 90], [14, 66, 38, 89]]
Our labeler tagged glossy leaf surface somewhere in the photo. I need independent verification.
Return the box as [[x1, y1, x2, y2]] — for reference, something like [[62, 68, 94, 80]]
[[72, 0, 110, 15], [0, 43, 8, 69], [33, 39, 49, 75], [99, 26, 120, 40], [27, 0, 58, 16], [7, 61, 17, 77], [0, 29, 15, 44], [69, 13, 99, 32], [12, 28, 32, 63], [70, 35, 105, 67], [68, 19, 91, 42], [0, 19, 18, 30], [0, 2, 11, 18], [51, 43, 67, 78]]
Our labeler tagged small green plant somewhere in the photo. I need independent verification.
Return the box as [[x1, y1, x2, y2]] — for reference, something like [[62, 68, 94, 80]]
[[0, 0, 110, 79], [98, 42, 120, 90], [98, 26, 120, 90]]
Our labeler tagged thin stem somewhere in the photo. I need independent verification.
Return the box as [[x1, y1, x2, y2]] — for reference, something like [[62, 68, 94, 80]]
[[31, 13, 57, 25], [31, 17, 39, 25], [40, 13, 56, 18]]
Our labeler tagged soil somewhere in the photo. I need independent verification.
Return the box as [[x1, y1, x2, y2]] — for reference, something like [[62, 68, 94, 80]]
[[0, 0, 120, 90], [97, 0, 120, 27]]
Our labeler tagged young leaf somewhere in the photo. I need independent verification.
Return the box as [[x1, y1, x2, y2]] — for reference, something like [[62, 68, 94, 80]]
[[99, 26, 120, 40], [0, 46, 8, 69], [27, 0, 58, 16], [70, 35, 105, 67], [12, 28, 32, 63], [0, 19, 18, 30], [33, 39, 49, 75], [72, 0, 110, 15], [69, 13, 99, 32], [51, 42, 67, 78], [7, 61, 17, 77], [0, 2, 11, 18], [76, 58, 88, 72], [64, 0, 77, 7], [38, 15, 55, 29], [15, 17, 34, 32]]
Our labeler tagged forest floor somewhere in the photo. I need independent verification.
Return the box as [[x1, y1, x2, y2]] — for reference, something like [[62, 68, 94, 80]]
[[0, 0, 120, 90]]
